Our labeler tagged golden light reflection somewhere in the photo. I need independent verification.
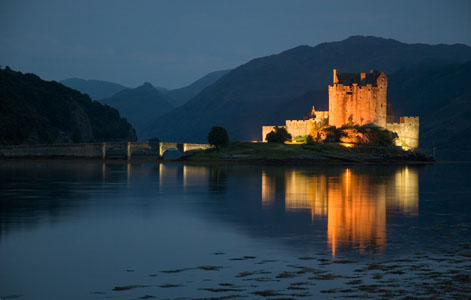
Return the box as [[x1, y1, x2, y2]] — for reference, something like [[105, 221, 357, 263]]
[[261, 167, 419, 256], [183, 165, 209, 188], [159, 163, 179, 186], [284, 171, 328, 219], [262, 172, 276, 206], [390, 167, 419, 215], [327, 169, 386, 256]]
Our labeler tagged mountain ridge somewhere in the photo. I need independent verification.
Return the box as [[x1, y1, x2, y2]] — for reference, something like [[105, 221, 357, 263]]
[[60, 78, 128, 100], [101, 82, 174, 139], [0, 68, 136, 145], [145, 36, 471, 144]]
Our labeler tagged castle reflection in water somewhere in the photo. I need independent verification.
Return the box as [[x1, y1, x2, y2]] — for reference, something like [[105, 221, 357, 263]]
[[154, 163, 418, 256], [262, 167, 418, 256]]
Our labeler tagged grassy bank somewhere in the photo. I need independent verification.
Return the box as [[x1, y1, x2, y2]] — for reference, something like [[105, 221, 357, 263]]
[[183, 141, 434, 164]]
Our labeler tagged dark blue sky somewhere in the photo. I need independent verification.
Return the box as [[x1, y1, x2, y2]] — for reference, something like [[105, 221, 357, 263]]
[[1, 0, 470, 89]]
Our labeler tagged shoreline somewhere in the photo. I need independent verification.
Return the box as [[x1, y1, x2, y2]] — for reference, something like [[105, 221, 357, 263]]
[[0, 155, 436, 165], [0, 141, 438, 165], [178, 156, 435, 165]]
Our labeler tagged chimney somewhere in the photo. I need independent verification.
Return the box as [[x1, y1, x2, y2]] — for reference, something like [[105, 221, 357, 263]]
[[333, 69, 338, 84], [360, 72, 366, 80]]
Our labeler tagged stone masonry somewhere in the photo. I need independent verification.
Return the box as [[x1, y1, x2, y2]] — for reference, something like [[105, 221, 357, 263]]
[[262, 69, 419, 150]]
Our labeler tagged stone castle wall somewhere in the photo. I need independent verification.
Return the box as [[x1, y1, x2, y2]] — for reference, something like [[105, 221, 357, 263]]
[[262, 112, 328, 142], [286, 113, 329, 138], [314, 111, 329, 120], [386, 117, 420, 150], [262, 126, 282, 142], [328, 73, 387, 128], [286, 120, 311, 137]]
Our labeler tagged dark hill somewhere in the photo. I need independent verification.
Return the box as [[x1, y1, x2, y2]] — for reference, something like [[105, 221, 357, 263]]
[[60, 78, 128, 100], [387, 60, 471, 153], [0, 67, 136, 145], [101, 82, 174, 138], [145, 36, 471, 144], [165, 69, 231, 106]]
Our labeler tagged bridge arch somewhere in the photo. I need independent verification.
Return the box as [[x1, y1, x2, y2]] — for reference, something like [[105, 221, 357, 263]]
[[159, 142, 211, 159], [159, 142, 184, 159]]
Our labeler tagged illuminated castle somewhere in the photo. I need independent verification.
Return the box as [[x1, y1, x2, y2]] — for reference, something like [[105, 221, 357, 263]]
[[262, 69, 419, 150]]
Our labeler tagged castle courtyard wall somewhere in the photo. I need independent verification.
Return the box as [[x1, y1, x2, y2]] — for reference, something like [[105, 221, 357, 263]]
[[386, 117, 419, 150], [286, 120, 311, 138], [262, 112, 328, 142]]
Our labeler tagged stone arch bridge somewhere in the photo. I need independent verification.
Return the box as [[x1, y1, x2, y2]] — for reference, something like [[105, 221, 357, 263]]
[[157, 142, 211, 159], [103, 142, 211, 159], [0, 142, 211, 159]]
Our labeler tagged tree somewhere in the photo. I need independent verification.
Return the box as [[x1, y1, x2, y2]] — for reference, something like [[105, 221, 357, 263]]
[[208, 126, 229, 150], [266, 126, 292, 143]]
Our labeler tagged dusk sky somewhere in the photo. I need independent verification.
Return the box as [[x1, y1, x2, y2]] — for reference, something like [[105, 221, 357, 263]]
[[1, 0, 470, 89]]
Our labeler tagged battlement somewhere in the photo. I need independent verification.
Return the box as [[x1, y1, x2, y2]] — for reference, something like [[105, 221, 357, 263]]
[[328, 83, 375, 91], [286, 120, 309, 124], [387, 117, 420, 126], [400, 116, 419, 124]]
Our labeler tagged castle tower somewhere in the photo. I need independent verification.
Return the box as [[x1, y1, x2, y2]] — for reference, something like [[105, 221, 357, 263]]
[[328, 69, 387, 128]]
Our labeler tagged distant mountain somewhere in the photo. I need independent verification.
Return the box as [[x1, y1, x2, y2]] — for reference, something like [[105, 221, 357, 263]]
[[165, 70, 230, 106], [101, 82, 174, 138], [60, 78, 128, 100], [145, 36, 471, 149], [0, 67, 136, 145]]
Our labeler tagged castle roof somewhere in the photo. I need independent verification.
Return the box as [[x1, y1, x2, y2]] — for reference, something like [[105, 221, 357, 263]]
[[336, 70, 382, 86]]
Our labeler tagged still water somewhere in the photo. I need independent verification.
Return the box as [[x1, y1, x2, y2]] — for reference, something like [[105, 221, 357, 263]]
[[0, 160, 470, 299]]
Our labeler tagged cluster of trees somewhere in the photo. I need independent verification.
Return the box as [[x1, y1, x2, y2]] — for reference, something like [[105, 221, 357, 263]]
[[142, 124, 398, 151], [208, 126, 229, 150], [264, 124, 398, 147], [266, 126, 292, 143], [0, 67, 136, 145]]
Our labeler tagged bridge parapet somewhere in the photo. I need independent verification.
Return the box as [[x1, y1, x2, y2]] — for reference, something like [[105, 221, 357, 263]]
[[159, 142, 211, 159], [183, 143, 211, 153]]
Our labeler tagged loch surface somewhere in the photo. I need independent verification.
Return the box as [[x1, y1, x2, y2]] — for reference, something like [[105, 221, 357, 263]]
[[0, 160, 470, 299]]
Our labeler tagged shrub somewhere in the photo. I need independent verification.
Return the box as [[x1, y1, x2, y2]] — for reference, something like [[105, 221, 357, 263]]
[[208, 126, 229, 150], [294, 135, 308, 143], [306, 135, 315, 144], [318, 126, 343, 142], [338, 125, 398, 146], [360, 126, 398, 146], [266, 126, 292, 143]]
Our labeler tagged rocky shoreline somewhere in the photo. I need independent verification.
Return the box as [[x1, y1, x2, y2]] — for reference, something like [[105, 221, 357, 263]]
[[181, 142, 435, 165]]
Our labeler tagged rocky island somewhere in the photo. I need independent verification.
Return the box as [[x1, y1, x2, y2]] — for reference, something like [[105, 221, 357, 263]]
[[182, 69, 433, 164], [182, 141, 433, 164]]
